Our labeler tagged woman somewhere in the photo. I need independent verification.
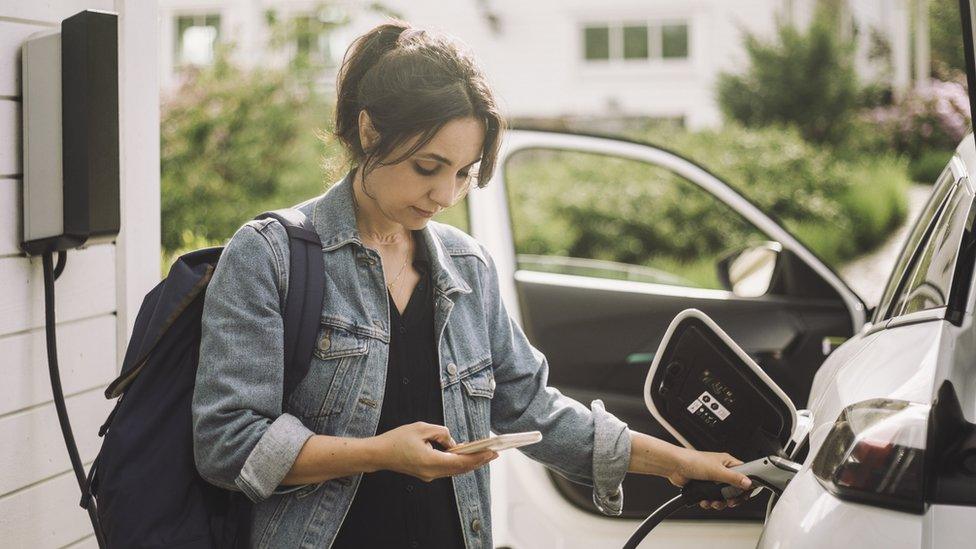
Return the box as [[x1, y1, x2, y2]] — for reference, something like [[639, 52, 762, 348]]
[[192, 21, 751, 549]]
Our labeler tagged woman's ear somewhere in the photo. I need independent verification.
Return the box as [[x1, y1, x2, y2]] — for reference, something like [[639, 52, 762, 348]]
[[358, 109, 379, 152]]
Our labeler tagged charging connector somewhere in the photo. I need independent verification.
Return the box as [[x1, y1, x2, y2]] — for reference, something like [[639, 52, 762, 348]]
[[622, 456, 801, 549]]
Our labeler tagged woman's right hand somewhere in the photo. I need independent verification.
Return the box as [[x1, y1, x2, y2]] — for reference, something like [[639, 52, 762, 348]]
[[373, 421, 499, 482]]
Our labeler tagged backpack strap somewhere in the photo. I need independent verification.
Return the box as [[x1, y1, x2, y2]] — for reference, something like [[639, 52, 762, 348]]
[[254, 209, 325, 401]]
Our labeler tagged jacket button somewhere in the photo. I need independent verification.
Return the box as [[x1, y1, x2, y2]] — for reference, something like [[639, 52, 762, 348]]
[[471, 518, 482, 533], [447, 363, 458, 376], [318, 333, 331, 351], [489, 377, 496, 391]]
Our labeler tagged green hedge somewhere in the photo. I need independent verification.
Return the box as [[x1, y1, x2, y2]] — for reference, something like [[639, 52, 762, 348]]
[[161, 67, 909, 287], [504, 124, 910, 288], [637, 125, 909, 266]]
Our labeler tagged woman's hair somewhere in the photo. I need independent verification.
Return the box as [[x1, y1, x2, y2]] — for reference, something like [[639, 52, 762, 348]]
[[334, 20, 505, 188]]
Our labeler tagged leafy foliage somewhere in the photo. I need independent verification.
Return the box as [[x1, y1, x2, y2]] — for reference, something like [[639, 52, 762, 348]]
[[864, 77, 970, 151], [716, 4, 859, 145], [160, 49, 343, 256], [505, 124, 910, 288], [930, 0, 967, 79]]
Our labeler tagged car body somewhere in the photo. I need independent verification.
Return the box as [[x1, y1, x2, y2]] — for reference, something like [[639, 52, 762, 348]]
[[462, 3, 976, 545]]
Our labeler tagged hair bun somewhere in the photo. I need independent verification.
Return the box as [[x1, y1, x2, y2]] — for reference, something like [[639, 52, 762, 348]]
[[396, 28, 426, 45], [333, 20, 505, 189]]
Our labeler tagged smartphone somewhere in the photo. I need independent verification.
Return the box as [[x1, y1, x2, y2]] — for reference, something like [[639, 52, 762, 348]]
[[447, 431, 543, 455]]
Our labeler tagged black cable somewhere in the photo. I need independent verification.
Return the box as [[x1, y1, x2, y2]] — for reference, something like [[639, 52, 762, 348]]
[[43, 251, 107, 548], [623, 479, 749, 548], [53, 250, 67, 280], [622, 493, 690, 549]]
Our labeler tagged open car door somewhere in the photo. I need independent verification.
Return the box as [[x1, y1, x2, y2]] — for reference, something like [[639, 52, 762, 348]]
[[468, 129, 867, 529]]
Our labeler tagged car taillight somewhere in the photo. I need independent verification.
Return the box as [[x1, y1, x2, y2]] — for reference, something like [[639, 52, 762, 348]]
[[811, 399, 929, 513]]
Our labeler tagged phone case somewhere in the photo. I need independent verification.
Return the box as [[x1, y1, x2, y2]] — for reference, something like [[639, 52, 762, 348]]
[[447, 431, 543, 455]]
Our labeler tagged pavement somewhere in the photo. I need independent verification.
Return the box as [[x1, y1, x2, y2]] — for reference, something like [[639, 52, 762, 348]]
[[838, 184, 932, 308]]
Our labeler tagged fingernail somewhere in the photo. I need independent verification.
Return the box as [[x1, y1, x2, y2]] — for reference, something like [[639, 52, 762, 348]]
[[740, 478, 752, 489]]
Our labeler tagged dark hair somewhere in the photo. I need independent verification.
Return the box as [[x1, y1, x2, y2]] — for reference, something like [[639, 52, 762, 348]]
[[334, 20, 505, 188]]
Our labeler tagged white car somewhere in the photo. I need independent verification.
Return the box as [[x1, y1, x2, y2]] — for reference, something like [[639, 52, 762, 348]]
[[463, 3, 976, 545]]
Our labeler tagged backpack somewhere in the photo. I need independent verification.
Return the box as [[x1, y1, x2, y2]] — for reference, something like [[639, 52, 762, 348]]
[[77, 209, 325, 548]]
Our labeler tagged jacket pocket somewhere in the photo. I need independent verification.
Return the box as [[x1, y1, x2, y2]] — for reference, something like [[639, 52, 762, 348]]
[[458, 360, 494, 441], [286, 321, 369, 422], [460, 364, 495, 399]]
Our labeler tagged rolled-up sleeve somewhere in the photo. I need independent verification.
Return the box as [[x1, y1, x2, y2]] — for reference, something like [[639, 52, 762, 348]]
[[192, 221, 315, 503], [478, 245, 632, 516]]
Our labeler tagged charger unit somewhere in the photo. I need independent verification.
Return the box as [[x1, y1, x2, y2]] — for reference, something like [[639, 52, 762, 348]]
[[21, 10, 120, 256]]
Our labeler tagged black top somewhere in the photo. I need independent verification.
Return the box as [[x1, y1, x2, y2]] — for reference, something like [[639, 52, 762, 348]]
[[332, 231, 466, 549]]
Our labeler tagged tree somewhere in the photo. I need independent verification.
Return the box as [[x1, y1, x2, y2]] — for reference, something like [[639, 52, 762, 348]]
[[160, 11, 344, 254], [716, 2, 859, 145], [930, 0, 967, 79]]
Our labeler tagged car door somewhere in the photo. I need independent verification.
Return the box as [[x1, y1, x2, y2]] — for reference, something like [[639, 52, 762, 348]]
[[468, 129, 867, 524]]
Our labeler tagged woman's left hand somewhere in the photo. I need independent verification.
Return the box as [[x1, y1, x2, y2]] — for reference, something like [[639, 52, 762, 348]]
[[667, 447, 752, 510]]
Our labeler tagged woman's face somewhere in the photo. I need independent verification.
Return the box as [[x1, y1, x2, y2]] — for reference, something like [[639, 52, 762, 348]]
[[359, 115, 485, 231]]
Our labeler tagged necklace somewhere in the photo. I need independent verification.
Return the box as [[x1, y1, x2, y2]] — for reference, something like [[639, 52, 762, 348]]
[[353, 171, 411, 298], [387, 253, 409, 295]]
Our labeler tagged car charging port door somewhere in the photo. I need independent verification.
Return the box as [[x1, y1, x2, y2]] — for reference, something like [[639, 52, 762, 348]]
[[643, 309, 797, 461]]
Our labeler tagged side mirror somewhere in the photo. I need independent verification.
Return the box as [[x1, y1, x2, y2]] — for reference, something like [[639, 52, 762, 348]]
[[717, 242, 782, 298], [644, 309, 797, 462]]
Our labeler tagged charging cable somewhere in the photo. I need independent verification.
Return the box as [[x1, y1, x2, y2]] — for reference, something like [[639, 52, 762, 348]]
[[622, 456, 801, 549], [622, 480, 745, 549], [43, 250, 107, 548]]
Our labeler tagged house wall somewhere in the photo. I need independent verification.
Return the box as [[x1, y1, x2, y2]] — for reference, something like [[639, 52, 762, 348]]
[[377, 0, 786, 128], [157, 0, 912, 129], [0, 1, 160, 546]]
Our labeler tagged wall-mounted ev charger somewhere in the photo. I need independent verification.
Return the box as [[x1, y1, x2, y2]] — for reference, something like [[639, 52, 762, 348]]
[[21, 10, 121, 549], [21, 10, 120, 256]]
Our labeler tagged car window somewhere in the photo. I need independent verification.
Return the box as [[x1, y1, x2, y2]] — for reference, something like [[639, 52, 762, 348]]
[[874, 168, 956, 322], [891, 182, 974, 317], [503, 148, 771, 290]]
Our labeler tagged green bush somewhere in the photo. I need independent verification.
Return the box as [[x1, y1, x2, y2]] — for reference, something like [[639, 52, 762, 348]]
[[160, 52, 345, 265], [857, 78, 970, 180], [504, 124, 909, 288], [643, 125, 910, 267], [716, 2, 859, 145], [908, 148, 953, 183], [930, 0, 967, 79]]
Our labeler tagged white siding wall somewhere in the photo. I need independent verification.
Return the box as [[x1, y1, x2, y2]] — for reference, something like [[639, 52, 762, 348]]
[[0, 1, 160, 547]]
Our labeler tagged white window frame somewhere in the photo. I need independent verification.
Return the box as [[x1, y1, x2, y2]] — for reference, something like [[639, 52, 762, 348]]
[[580, 19, 691, 65]]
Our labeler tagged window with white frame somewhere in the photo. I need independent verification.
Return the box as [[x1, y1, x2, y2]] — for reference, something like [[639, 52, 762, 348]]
[[583, 21, 689, 62], [175, 14, 221, 66]]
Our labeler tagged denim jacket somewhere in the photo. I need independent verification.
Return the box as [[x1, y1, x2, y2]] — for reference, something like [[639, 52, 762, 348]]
[[191, 171, 633, 548]]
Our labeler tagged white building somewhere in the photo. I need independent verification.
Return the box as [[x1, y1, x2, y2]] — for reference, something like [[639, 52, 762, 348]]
[[0, 1, 159, 546], [158, 0, 919, 129]]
